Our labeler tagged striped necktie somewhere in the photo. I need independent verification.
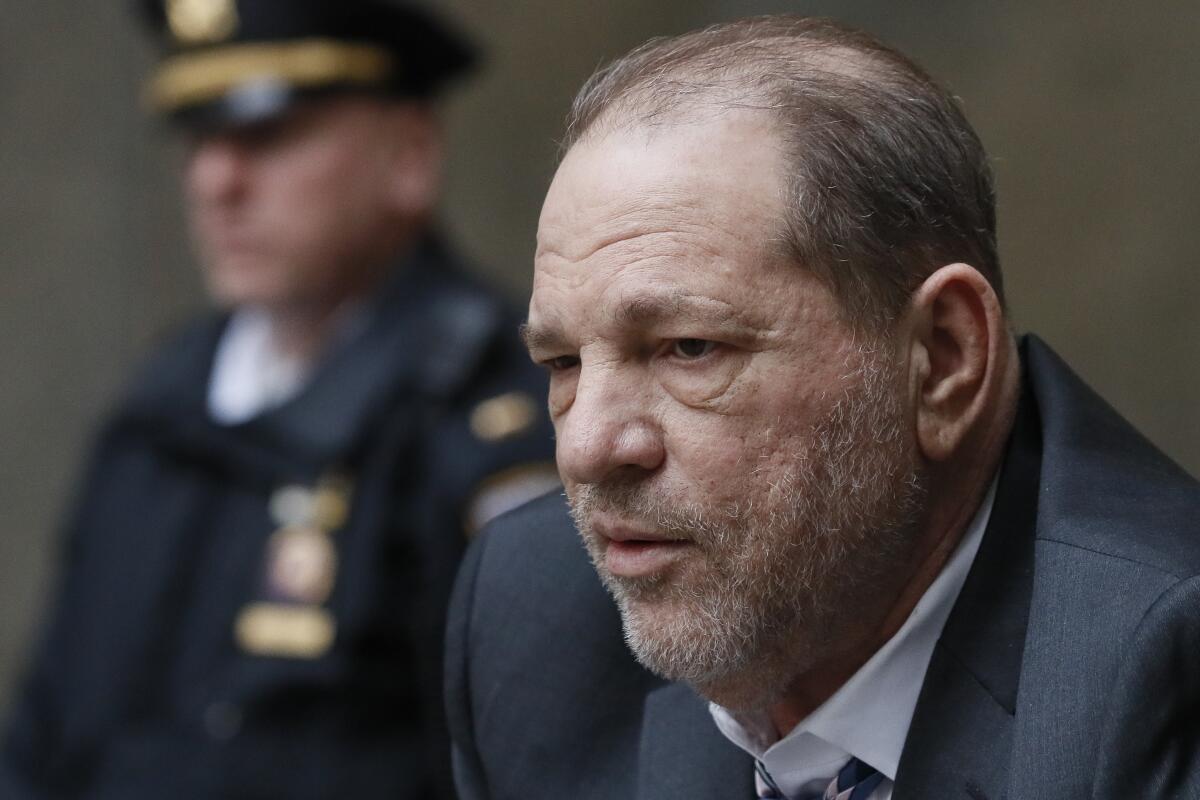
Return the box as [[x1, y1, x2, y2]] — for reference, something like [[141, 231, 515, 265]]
[[822, 757, 884, 800], [755, 756, 884, 800]]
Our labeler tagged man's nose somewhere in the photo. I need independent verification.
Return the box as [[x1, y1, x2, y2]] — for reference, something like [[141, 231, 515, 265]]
[[555, 365, 664, 485], [185, 137, 247, 204]]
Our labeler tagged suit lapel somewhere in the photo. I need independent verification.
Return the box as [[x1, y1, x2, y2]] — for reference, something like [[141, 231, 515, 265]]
[[637, 683, 754, 800], [893, 642, 1016, 800], [894, 378, 1041, 800]]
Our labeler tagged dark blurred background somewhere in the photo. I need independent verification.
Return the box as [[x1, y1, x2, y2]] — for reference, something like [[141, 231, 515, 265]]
[[1, 0, 1197, 710]]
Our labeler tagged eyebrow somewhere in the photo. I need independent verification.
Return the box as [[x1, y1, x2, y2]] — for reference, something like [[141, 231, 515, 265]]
[[613, 291, 743, 328], [522, 290, 758, 357], [519, 322, 567, 356]]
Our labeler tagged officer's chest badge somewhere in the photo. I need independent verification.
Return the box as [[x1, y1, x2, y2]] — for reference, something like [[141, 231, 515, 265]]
[[235, 474, 353, 660], [265, 526, 337, 604], [165, 0, 239, 45], [234, 603, 335, 661]]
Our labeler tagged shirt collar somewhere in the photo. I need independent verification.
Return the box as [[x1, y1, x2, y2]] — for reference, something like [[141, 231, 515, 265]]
[[207, 302, 371, 426], [711, 474, 999, 796], [207, 308, 309, 425]]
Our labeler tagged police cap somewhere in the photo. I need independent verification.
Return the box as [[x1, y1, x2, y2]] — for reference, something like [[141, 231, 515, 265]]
[[138, 0, 477, 130]]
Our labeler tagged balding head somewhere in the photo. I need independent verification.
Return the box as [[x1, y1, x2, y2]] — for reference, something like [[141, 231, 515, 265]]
[[561, 16, 1000, 333]]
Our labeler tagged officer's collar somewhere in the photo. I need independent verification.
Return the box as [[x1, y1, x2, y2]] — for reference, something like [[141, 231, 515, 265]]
[[119, 236, 504, 474]]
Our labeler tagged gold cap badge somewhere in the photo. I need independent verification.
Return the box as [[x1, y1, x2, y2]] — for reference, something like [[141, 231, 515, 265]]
[[166, 0, 239, 45]]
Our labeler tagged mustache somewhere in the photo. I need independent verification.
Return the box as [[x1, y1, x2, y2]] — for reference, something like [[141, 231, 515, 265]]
[[567, 480, 742, 545]]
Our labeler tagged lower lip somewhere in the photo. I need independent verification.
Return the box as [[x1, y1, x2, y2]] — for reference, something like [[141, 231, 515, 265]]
[[605, 539, 693, 578]]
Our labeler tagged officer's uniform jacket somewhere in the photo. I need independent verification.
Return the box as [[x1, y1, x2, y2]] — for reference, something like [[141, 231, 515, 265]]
[[2, 238, 556, 799]]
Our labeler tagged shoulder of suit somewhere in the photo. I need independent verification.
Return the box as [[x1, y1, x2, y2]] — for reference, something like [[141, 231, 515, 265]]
[[480, 491, 572, 536], [473, 492, 580, 567], [466, 491, 619, 645], [1023, 334, 1200, 579]]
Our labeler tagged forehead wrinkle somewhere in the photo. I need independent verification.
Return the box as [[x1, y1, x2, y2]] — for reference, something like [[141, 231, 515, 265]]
[[590, 188, 784, 269], [538, 177, 719, 263]]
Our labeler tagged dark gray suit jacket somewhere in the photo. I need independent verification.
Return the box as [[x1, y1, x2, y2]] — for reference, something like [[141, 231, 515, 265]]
[[445, 337, 1200, 800]]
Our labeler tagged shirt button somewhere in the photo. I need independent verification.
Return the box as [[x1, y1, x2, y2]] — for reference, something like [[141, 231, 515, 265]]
[[203, 701, 243, 741]]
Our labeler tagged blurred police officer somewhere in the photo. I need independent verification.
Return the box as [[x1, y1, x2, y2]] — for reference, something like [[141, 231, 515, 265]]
[[1, 1, 556, 797]]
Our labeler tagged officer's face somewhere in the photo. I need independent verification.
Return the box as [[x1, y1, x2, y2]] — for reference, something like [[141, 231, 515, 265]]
[[526, 111, 926, 708], [183, 95, 440, 312]]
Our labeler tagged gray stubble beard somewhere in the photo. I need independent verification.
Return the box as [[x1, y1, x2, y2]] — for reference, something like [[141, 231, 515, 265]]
[[568, 346, 927, 711]]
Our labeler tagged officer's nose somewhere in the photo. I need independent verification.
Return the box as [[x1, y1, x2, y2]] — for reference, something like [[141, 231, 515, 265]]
[[555, 364, 664, 486], [185, 135, 248, 205]]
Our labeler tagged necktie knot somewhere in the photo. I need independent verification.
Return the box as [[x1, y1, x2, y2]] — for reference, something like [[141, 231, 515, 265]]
[[754, 756, 883, 800], [824, 757, 883, 800]]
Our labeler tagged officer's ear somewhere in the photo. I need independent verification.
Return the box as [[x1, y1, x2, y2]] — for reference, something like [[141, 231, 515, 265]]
[[381, 102, 443, 219]]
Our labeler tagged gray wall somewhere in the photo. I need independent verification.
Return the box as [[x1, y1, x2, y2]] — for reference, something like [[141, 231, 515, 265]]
[[1, 0, 1196, 709]]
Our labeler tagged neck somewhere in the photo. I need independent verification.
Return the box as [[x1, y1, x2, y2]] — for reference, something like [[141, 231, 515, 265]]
[[764, 505, 972, 736], [264, 304, 338, 363], [259, 236, 415, 361]]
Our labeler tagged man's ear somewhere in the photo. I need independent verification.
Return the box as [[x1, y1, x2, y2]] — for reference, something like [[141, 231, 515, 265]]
[[382, 103, 443, 218], [905, 263, 1007, 462]]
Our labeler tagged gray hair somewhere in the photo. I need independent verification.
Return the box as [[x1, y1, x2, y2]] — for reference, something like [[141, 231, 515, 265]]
[[562, 15, 1002, 331]]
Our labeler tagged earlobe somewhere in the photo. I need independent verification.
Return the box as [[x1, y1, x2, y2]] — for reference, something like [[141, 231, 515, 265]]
[[908, 264, 1001, 462]]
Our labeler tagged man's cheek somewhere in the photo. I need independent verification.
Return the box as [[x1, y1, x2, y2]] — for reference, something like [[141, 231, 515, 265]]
[[666, 427, 757, 495]]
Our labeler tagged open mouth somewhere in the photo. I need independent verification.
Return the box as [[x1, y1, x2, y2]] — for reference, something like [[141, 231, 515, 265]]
[[603, 537, 693, 578]]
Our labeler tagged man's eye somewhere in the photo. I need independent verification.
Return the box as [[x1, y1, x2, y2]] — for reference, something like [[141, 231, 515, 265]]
[[670, 339, 717, 359], [545, 355, 580, 371]]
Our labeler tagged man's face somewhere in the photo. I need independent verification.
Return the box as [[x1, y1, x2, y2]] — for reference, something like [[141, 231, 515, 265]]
[[528, 112, 927, 708], [183, 95, 429, 311]]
